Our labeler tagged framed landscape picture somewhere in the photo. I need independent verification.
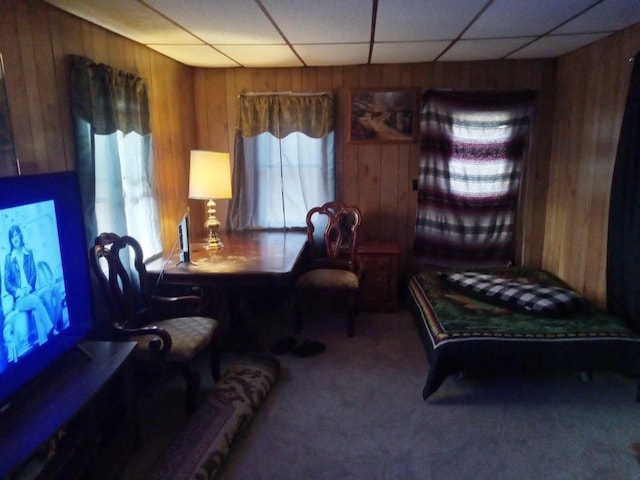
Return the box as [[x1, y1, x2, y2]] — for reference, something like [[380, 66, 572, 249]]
[[348, 87, 418, 144]]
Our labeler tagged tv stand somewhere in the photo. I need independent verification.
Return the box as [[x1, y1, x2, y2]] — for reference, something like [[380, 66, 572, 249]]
[[0, 341, 138, 479], [75, 342, 94, 360]]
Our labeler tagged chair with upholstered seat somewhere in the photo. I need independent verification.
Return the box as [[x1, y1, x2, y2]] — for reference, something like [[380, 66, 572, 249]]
[[294, 202, 363, 337], [89, 232, 221, 414]]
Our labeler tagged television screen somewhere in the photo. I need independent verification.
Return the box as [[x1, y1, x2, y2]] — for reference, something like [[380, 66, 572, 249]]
[[0, 172, 94, 408]]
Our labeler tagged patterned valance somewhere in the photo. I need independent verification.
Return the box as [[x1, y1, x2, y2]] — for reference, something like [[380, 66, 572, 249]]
[[237, 92, 334, 139]]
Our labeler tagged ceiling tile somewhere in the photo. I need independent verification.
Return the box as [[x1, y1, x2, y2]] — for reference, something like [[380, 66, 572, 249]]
[[555, 0, 640, 34], [42, 0, 639, 68], [261, 0, 372, 43], [146, 0, 283, 44], [439, 37, 537, 61], [293, 44, 370, 66], [506, 33, 611, 59], [46, 0, 198, 44], [376, 0, 487, 41], [147, 45, 240, 68], [215, 45, 304, 68], [464, 0, 591, 38], [371, 41, 451, 64]]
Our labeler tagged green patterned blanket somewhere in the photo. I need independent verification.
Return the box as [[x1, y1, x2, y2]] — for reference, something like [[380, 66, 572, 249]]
[[408, 267, 640, 400], [409, 267, 639, 345]]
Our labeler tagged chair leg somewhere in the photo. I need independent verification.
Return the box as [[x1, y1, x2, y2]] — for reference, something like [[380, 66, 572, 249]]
[[182, 359, 201, 415]]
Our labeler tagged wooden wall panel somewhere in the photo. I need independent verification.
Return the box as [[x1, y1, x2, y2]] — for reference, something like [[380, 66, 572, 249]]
[[48, 6, 78, 166], [192, 58, 559, 279], [0, 0, 197, 252], [3, 0, 638, 306], [190, 68, 231, 232], [544, 24, 640, 308]]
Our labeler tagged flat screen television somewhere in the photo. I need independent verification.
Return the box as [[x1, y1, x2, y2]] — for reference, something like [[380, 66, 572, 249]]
[[0, 171, 94, 409]]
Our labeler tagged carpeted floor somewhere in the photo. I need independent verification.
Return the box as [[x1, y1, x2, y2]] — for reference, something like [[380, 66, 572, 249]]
[[120, 301, 640, 480]]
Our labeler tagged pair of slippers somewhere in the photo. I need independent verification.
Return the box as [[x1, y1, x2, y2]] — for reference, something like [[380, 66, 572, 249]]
[[270, 336, 326, 357]]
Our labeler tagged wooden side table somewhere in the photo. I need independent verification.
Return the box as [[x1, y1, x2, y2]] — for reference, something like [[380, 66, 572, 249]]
[[357, 242, 400, 312]]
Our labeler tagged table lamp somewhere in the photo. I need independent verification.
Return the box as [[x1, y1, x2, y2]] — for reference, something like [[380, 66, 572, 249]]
[[188, 150, 232, 250]]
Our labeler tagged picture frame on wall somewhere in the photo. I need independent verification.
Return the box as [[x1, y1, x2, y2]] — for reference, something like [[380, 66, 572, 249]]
[[348, 87, 418, 144]]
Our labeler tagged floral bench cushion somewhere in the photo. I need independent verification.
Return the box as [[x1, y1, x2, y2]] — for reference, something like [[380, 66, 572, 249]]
[[150, 352, 280, 480]]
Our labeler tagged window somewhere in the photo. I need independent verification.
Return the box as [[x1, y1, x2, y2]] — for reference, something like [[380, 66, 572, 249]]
[[93, 131, 162, 256], [69, 56, 162, 259], [227, 93, 335, 230], [239, 131, 334, 228]]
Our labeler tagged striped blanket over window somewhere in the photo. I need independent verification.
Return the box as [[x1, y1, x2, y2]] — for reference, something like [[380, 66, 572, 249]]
[[413, 89, 536, 268]]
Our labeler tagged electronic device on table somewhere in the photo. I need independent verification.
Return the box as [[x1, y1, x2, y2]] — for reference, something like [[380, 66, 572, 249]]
[[178, 206, 191, 263]]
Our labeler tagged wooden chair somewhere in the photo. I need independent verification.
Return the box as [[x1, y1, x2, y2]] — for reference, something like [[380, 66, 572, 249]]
[[89, 232, 221, 414], [294, 202, 363, 337]]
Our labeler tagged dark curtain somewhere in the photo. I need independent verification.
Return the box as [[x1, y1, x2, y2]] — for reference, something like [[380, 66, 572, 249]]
[[607, 52, 640, 332], [68, 55, 150, 136], [414, 89, 536, 268], [68, 55, 152, 246]]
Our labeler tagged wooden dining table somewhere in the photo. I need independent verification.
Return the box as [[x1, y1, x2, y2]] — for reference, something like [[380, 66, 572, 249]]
[[146, 229, 308, 287], [145, 229, 309, 349]]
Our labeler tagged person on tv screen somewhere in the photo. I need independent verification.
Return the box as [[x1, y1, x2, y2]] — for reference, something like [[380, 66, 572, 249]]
[[0, 286, 5, 373], [4, 225, 56, 345]]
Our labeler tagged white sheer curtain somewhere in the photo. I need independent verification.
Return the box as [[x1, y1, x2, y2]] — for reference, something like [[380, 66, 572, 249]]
[[238, 131, 334, 229], [93, 131, 162, 256]]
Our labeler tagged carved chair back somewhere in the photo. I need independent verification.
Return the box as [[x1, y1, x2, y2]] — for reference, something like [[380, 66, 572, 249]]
[[89, 232, 150, 330], [305, 201, 362, 272]]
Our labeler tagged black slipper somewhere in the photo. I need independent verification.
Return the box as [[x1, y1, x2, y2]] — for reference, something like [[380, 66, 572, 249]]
[[270, 336, 297, 355], [292, 340, 326, 357]]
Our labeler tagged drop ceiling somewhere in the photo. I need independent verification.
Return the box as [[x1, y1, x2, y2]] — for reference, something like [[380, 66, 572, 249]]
[[44, 0, 640, 68]]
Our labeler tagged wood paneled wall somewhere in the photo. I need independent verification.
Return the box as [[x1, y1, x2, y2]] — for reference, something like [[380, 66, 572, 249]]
[[2, 0, 638, 307], [193, 60, 558, 277], [543, 23, 640, 308], [0, 0, 197, 250]]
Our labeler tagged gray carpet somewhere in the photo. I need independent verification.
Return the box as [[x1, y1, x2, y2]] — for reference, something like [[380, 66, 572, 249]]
[[122, 304, 640, 480]]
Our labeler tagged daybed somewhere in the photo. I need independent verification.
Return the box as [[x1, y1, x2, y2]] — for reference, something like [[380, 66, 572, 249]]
[[407, 267, 640, 400]]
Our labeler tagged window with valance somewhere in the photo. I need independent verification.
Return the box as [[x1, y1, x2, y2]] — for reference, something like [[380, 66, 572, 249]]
[[68, 55, 162, 259], [227, 92, 335, 230]]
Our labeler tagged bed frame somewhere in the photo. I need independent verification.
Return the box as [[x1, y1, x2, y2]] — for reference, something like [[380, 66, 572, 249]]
[[407, 267, 640, 400]]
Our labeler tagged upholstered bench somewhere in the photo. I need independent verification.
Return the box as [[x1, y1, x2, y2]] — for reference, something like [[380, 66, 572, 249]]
[[149, 353, 280, 480]]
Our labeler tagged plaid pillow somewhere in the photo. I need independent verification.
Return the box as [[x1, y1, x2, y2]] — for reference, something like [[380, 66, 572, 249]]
[[444, 271, 584, 316]]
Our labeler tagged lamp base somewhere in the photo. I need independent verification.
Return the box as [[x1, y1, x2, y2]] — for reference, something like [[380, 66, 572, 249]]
[[204, 198, 224, 250], [206, 231, 224, 250]]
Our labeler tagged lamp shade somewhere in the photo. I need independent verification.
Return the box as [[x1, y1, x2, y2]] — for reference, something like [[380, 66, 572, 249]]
[[188, 150, 232, 200]]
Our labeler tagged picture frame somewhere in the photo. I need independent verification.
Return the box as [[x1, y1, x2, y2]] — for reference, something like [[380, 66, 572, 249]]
[[348, 87, 418, 144]]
